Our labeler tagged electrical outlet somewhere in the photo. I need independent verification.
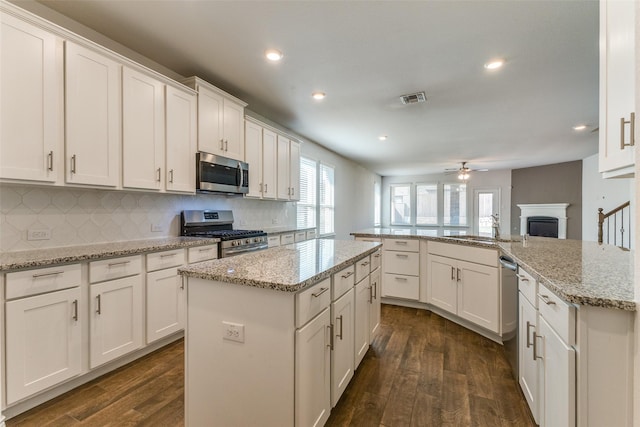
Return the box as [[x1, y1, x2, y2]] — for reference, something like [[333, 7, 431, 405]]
[[151, 224, 163, 232], [27, 228, 51, 241], [222, 321, 245, 343], [272, 218, 279, 225]]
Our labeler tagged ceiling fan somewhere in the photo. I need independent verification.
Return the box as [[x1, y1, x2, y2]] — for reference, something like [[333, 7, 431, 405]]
[[444, 162, 489, 181]]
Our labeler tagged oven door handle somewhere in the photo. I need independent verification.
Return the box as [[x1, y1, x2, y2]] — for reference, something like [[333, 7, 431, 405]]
[[223, 244, 267, 257]]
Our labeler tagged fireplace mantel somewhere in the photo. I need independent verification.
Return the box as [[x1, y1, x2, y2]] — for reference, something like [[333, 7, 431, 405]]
[[517, 203, 570, 239]]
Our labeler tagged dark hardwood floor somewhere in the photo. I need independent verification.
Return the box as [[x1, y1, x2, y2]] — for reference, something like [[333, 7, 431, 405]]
[[7, 304, 534, 427]]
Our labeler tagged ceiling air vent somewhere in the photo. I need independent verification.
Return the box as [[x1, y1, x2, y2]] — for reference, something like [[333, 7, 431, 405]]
[[400, 91, 427, 105]]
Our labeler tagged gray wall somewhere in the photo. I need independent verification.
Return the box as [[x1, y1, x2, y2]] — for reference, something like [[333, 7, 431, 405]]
[[510, 160, 582, 240]]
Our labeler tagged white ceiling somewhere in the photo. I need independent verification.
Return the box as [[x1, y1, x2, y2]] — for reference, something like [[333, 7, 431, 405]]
[[35, 0, 599, 176]]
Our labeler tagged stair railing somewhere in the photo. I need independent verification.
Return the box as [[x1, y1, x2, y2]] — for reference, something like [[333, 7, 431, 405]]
[[598, 201, 631, 250]]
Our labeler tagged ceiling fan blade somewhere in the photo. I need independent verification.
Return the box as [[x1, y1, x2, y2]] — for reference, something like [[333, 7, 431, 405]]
[[471, 168, 489, 172]]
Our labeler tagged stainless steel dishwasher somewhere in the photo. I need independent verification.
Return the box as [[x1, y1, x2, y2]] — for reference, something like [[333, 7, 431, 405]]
[[499, 255, 518, 379]]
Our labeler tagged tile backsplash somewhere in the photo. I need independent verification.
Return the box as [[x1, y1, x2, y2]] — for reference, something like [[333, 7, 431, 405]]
[[0, 185, 296, 252]]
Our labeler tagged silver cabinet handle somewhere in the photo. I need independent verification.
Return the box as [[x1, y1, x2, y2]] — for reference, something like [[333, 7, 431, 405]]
[[108, 260, 131, 268], [540, 294, 556, 305], [360, 261, 370, 267], [225, 140, 228, 151], [220, 139, 225, 150], [72, 299, 78, 321], [96, 294, 101, 315], [259, 182, 263, 193], [526, 321, 534, 348], [533, 333, 543, 360], [336, 315, 343, 340], [291, 187, 294, 196], [395, 276, 408, 281], [265, 183, 268, 193], [518, 275, 529, 282], [48, 151, 54, 171], [312, 287, 329, 298], [160, 253, 177, 258], [395, 254, 409, 258], [374, 253, 381, 258], [156, 167, 161, 182], [169, 169, 174, 183], [327, 324, 334, 350], [456, 268, 461, 282], [32, 270, 64, 278], [451, 266, 455, 281], [620, 112, 635, 149], [198, 247, 212, 252], [395, 241, 408, 245], [180, 276, 185, 290], [287, 187, 291, 196], [372, 280, 377, 299], [71, 154, 77, 174], [341, 271, 354, 279]]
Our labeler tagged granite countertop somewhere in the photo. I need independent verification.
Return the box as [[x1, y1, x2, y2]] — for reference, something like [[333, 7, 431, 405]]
[[352, 228, 635, 311], [179, 239, 381, 292], [0, 237, 218, 272]]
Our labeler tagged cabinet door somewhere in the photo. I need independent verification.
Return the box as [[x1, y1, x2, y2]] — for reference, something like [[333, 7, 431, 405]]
[[165, 85, 196, 193], [5, 287, 81, 404], [122, 67, 164, 190], [599, 0, 636, 177], [369, 267, 381, 341], [427, 254, 457, 314], [289, 140, 301, 201], [295, 308, 331, 427], [539, 316, 576, 427], [196, 84, 223, 154], [222, 99, 245, 161], [90, 275, 143, 368], [518, 295, 540, 424], [146, 267, 184, 343], [244, 120, 263, 198], [262, 128, 277, 199], [331, 288, 354, 407], [457, 260, 499, 333], [65, 41, 120, 187], [354, 277, 370, 368], [277, 135, 291, 199], [1, 14, 62, 183]]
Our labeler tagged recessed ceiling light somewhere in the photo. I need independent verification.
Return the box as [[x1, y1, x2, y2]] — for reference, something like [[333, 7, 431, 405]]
[[572, 124, 587, 131], [484, 59, 505, 70], [265, 49, 283, 61], [379, 135, 388, 141], [312, 92, 326, 100]]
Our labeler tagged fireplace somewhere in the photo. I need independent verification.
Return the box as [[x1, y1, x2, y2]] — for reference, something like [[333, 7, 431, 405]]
[[517, 203, 569, 239], [527, 216, 559, 238]]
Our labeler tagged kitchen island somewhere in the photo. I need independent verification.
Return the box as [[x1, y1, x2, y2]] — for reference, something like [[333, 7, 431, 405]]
[[179, 239, 381, 427]]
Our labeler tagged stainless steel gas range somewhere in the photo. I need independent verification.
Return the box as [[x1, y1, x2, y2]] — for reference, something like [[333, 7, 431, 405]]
[[180, 210, 268, 258]]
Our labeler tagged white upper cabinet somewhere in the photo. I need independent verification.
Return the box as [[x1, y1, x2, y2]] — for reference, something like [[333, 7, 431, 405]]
[[1, 14, 63, 183], [277, 135, 301, 201], [165, 85, 197, 193], [289, 140, 301, 201], [245, 119, 278, 199], [65, 41, 121, 187], [599, 0, 636, 178], [182, 76, 247, 162], [122, 66, 165, 190], [262, 129, 278, 199]]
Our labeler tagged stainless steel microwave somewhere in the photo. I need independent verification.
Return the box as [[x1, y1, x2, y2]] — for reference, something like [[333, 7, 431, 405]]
[[196, 152, 249, 195]]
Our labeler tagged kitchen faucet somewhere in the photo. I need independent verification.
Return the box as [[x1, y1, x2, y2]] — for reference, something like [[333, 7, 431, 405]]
[[491, 214, 500, 239]]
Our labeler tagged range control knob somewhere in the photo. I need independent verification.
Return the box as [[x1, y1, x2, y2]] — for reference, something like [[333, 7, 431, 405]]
[[245, 239, 250, 244]]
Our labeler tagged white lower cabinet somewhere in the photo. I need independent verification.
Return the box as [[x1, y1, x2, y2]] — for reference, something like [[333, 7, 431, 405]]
[[296, 308, 331, 427], [354, 275, 370, 368], [330, 288, 354, 407], [382, 238, 420, 300], [518, 293, 540, 424], [368, 267, 381, 340], [146, 267, 184, 343], [5, 287, 81, 404], [89, 275, 143, 369]]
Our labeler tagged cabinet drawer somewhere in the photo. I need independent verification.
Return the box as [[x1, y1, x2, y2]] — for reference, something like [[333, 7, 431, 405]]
[[384, 251, 419, 276], [6, 263, 81, 300], [147, 249, 186, 272], [296, 278, 331, 328], [294, 231, 306, 242], [89, 255, 142, 283], [383, 274, 419, 300], [281, 233, 295, 245], [371, 249, 382, 271], [355, 256, 371, 283], [188, 245, 218, 263], [306, 229, 317, 239], [333, 265, 355, 300], [518, 267, 538, 307], [429, 241, 498, 267], [383, 238, 419, 252], [538, 283, 575, 345], [267, 236, 281, 247]]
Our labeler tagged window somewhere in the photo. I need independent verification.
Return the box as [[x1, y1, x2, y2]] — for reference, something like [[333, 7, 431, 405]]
[[297, 157, 317, 229], [374, 180, 381, 226], [319, 163, 335, 235], [297, 158, 335, 236], [443, 183, 467, 226], [416, 184, 437, 225], [391, 184, 411, 225]]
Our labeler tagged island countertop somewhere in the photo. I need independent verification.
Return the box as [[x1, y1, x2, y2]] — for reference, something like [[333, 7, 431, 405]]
[[179, 239, 381, 292], [351, 228, 635, 311]]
